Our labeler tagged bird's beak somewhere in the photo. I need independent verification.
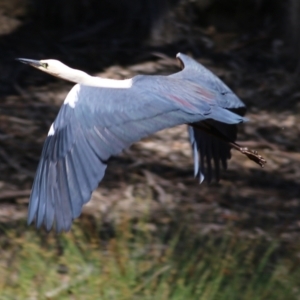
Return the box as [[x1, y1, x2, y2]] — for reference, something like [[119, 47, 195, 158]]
[[16, 58, 42, 68]]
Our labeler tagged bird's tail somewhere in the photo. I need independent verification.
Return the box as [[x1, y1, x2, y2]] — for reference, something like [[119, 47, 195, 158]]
[[209, 106, 248, 125]]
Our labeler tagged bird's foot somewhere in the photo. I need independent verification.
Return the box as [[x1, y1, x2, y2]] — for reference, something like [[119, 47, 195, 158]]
[[240, 147, 267, 167]]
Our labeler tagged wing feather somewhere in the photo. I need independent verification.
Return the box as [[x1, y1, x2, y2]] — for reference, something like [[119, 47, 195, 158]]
[[57, 160, 72, 230], [29, 72, 247, 231], [173, 53, 246, 181], [64, 154, 83, 216]]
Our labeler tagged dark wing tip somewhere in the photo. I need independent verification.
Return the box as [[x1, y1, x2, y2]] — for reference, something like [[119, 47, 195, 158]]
[[188, 123, 235, 183]]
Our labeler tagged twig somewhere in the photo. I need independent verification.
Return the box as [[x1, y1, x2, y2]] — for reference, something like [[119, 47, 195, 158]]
[[0, 189, 31, 201], [45, 265, 93, 299]]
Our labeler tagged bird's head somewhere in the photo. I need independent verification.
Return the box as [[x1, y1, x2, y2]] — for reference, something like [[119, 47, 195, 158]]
[[17, 58, 132, 87], [17, 58, 71, 78]]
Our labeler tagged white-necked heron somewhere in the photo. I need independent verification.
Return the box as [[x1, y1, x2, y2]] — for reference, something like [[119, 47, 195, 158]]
[[17, 53, 266, 232]]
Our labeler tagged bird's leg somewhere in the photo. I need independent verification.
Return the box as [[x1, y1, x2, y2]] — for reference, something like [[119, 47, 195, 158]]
[[189, 123, 267, 168], [228, 142, 266, 167]]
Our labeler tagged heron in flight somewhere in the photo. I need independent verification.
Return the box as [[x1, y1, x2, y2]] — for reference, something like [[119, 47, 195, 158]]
[[17, 53, 265, 232]]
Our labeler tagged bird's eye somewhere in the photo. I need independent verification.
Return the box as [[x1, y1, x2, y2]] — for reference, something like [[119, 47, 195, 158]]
[[42, 63, 48, 69]]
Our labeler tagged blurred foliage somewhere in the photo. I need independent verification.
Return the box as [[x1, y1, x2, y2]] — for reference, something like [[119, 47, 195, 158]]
[[0, 215, 299, 300]]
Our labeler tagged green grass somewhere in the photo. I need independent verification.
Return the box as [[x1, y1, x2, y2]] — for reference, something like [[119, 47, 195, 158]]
[[0, 217, 299, 300]]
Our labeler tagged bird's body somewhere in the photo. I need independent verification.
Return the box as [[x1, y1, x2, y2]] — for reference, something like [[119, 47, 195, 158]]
[[18, 53, 265, 232]]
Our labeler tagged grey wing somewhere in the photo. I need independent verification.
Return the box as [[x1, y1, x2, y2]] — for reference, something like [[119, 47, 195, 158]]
[[28, 103, 108, 232], [173, 53, 246, 110], [29, 79, 245, 232], [172, 53, 247, 182]]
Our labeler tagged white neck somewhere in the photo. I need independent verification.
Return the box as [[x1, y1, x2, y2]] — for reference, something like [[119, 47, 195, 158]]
[[59, 68, 133, 88]]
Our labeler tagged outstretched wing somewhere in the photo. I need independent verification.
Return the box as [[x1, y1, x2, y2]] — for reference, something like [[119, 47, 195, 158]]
[[171, 53, 246, 182], [29, 75, 246, 232]]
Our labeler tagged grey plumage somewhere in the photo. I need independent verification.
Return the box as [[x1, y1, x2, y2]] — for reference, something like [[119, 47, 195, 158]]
[[24, 53, 248, 232], [171, 54, 246, 182]]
